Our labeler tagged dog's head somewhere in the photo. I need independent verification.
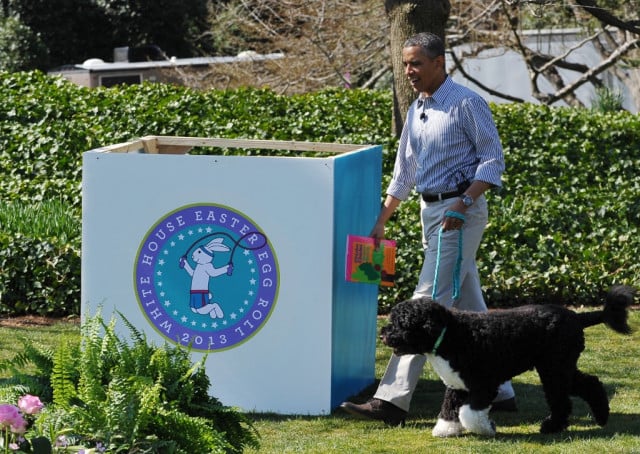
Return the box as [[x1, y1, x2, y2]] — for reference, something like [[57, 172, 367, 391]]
[[380, 297, 450, 355]]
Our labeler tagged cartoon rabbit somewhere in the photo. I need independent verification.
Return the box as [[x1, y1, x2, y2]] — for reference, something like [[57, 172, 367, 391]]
[[179, 237, 233, 319]]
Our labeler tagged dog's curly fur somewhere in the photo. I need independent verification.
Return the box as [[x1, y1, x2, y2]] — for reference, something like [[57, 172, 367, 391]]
[[381, 285, 635, 436]]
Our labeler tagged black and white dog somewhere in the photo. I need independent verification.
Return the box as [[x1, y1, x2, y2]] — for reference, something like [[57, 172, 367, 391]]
[[380, 286, 635, 436]]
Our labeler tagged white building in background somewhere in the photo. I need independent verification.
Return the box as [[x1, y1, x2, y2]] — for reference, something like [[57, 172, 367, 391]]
[[49, 46, 284, 89], [448, 29, 639, 113]]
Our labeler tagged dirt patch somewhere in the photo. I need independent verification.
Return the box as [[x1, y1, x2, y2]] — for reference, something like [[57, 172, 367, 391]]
[[0, 315, 80, 328]]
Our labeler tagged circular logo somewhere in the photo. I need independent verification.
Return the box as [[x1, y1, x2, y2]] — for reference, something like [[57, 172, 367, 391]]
[[134, 203, 279, 351]]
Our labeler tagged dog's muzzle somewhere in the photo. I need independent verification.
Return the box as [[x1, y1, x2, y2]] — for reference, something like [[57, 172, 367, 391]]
[[380, 326, 412, 355]]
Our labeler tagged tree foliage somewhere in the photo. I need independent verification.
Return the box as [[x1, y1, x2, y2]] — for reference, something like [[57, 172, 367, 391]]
[[447, 0, 640, 109], [0, 15, 48, 71], [0, 0, 214, 69], [94, 0, 213, 58], [2, 0, 111, 68], [1, 0, 637, 113], [198, 1, 640, 124], [205, 0, 390, 94]]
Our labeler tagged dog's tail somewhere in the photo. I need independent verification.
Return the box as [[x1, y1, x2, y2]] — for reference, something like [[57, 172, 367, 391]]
[[578, 285, 635, 334]]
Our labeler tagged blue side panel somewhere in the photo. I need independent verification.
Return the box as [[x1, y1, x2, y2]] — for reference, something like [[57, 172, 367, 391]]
[[331, 145, 382, 410]]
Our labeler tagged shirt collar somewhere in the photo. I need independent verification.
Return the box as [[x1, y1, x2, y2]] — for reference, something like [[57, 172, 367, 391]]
[[417, 75, 453, 106]]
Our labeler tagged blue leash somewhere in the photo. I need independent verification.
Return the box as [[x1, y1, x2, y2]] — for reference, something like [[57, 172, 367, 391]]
[[432, 211, 465, 301]]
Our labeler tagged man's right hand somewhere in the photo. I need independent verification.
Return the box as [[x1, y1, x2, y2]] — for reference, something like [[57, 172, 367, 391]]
[[369, 223, 385, 247]]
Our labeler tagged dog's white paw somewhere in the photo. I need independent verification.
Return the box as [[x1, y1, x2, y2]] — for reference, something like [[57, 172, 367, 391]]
[[459, 404, 496, 436], [432, 418, 465, 437]]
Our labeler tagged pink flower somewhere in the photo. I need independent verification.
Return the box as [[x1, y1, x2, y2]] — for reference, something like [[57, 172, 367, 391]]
[[17, 394, 44, 415], [0, 404, 21, 428]]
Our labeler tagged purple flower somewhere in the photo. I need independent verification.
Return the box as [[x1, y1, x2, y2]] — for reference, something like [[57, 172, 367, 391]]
[[10, 414, 27, 434], [0, 404, 21, 428], [56, 435, 68, 447]]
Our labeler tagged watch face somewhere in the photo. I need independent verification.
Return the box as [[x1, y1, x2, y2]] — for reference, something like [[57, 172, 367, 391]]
[[462, 195, 473, 206]]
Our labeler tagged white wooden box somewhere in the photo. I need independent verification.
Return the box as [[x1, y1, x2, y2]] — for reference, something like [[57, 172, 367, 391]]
[[82, 136, 382, 414]]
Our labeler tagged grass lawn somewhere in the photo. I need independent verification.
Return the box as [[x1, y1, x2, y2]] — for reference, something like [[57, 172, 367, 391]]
[[1, 311, 638, 453], [244, 310, 640, 454]]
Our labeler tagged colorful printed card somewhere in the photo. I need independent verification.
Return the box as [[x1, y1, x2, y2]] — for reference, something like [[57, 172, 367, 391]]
[[345, 235, 396, 287]]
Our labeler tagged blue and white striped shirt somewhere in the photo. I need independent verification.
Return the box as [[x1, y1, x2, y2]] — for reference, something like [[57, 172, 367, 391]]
[[387, 76, 505, 200]]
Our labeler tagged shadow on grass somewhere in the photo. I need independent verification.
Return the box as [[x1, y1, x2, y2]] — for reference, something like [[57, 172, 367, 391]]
[[247, 378, 640, 443]]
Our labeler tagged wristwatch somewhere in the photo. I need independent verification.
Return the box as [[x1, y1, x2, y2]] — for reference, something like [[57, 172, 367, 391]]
[[459, 194, 474, 207]]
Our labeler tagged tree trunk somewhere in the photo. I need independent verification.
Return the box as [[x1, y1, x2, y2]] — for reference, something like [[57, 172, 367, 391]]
[[621, 66, 640, 111], [384, 0, 450, 136]]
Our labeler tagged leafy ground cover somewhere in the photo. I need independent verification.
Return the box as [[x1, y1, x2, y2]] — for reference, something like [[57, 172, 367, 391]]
[[2, 311, 638, 453]]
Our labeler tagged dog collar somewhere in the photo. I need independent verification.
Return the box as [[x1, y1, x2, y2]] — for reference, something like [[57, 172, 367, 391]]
[[431, 327, 447, 355]]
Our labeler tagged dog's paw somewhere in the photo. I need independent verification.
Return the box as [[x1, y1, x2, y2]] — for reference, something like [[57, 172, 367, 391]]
[[540, 416, 569, 434], [593, 409, 609, 427], [459, 405, 496, 436], [432, 418, 464, 437]]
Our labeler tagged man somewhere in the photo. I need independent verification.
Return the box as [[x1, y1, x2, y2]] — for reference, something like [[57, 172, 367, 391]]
[[340, 32, 516, 426]]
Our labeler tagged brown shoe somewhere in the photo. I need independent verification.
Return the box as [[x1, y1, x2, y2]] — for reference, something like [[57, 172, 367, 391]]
[[491, 397, 518, 412], [340, 398, 407, 426]]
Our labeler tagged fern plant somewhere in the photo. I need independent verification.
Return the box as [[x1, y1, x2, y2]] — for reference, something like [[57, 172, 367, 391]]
[[0, 312, 259, 453], [50, 344, 77, 409], [0, 339, 58, 403]]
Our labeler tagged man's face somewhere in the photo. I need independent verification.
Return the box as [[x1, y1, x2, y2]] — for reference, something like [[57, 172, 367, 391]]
[[402, 45, 445, 95]]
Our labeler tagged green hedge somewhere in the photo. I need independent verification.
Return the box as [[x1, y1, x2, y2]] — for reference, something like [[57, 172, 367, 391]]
[[0, 233, 80, 316], [1, 71, 639, 315], [0, 200, 80, 316], [485, 105, 640, 306], [381, 104, 640, 310]]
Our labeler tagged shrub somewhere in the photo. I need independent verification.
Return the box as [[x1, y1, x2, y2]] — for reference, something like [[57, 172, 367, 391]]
[[0, 71, 639, 315], [0, 200, 80, 316], [379, 104, 640, 311], [482, 104, 640, 307]]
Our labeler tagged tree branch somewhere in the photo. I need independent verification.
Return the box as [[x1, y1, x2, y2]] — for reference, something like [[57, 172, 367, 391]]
[[546, 37, 640, 104], [448, 49, 526, 102], [575, 0, 640, 35]]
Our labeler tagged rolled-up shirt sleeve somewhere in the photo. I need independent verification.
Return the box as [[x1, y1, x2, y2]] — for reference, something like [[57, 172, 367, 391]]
[[463, 97, 505, 188]]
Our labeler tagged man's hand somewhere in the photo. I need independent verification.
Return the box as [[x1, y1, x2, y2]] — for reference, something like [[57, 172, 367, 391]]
[[442, 202, 467, 231], [369, 223, 385, 247]]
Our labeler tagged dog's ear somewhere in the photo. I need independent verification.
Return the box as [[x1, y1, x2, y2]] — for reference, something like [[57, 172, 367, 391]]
[[382, 298, 424, 353], [408, 298, 450, 354], [418, 298, 449, 334], [385, 297, 450, 354]]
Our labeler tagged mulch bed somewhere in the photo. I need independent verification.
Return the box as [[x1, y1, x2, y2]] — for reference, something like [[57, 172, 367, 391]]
[[0, 315, 80, 328]]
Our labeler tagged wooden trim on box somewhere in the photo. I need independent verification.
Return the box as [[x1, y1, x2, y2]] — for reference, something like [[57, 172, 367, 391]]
[[91, 135, 369, 155]]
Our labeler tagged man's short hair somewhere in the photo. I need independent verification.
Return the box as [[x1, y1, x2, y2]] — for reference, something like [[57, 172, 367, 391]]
[[403, 32, 445, 59]]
